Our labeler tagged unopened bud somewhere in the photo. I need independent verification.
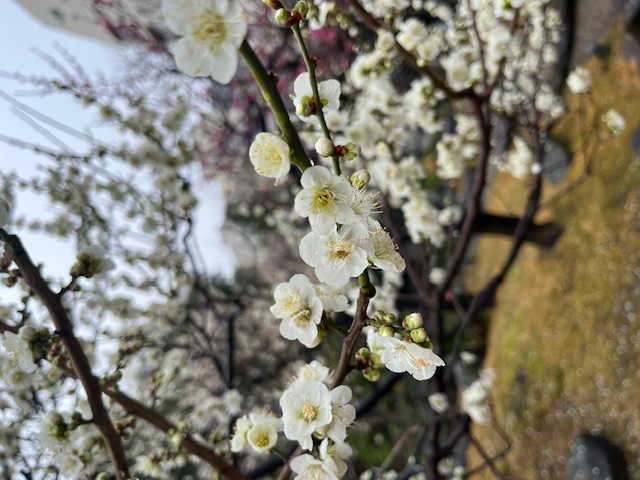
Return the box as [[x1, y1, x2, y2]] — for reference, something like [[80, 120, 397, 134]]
[[346, 142, 361, 159], [378, 325, 395, 337], [355, 347, 370, 364], [362, 367, 380, 382], [350, 170, 371, 189], [19, 325, 38, 342], [275, 8, 291, 25], [294, 1, 309, 18], [404, 312, 424, 330], [410, 327, 428, 344], [315, 137, 335, 157], [296, 96, 314, 117]]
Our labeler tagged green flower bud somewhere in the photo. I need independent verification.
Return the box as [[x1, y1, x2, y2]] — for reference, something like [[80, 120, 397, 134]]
[[346, 142, 361, 159], [275, 8, 291, 25], [410, 327, 428, 344], [404, 312, 424, 330], [294, 1, 309, 18], [378, 325, 395, 337], [355, 347, 370, 364], [362, 367, 380, 382], [296, 96, 314, 117]]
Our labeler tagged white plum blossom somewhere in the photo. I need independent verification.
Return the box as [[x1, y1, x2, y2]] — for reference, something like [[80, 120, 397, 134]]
[[602, 109, 626, 137], [290, 452, 340, 480], [280, 379, 332, 450], [230, 415, 252, 452], [293, 73, 341, 124], [461, 368, 496, 424], [315, 286, 349, 314], [1, 331, 36, 374], [270, 274, 324, 347], [395, 18, 429, 52], [427, 392, 450, 413], [249, 133, 291, 182], [319, 438, 353, 478], [299, 223, 372, 287], [369, 226, 406, 273], [294, 166, 356, 235], [162, 0, 247, 84], [295, 361, 332, 385], [231, 410, 282, 453], [78, 245, 116, 274], [325, 385, 356, 444], [566, 66, 592, 94], [247, 423, 279, 453], [428, 267, 446, 286], [367, 329, 445, 381]]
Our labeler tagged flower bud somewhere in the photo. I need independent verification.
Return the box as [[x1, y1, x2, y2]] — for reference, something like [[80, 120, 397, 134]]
[[355, 347, 370, 364], [295, 96, 314, 117], [294, 1, 309, 18], [376, 31, 396, 51], [315, 137, 335, 157], [410, 327, 428, 344], [404, 312, 424, 330], [19, 325, 38, 342], [350, 170, 371, 189], [346, 142, 361, 160], [362, 367, 380, 382], [275, 8, 291, 25], [378, 325, 395, 337]]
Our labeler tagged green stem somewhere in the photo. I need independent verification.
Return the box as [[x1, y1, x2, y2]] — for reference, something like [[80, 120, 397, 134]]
[[358, 269, 375, 297], [290, 23, 341, 175], [239, 40, 311, 172]]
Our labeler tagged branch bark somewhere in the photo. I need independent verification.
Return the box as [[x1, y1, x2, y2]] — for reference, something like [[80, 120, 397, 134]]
[[1, 231, 130, 479]]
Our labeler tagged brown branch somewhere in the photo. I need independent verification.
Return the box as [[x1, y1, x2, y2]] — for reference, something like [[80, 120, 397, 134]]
[[468, 434, 519, 480], [330, 284, 375, 389], [0, 318, 19, 334], [431, 98, 492, 315], [103, 388, 249, 480], [1, 232, 130, 479], [445, 166, 543, 380]]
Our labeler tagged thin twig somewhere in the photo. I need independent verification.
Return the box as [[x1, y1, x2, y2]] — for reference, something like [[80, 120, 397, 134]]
[[1, 230, 130, 479]]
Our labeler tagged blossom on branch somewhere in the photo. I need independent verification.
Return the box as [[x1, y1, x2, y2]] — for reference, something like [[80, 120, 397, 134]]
[[367, 329, 445, 381], [280, 379, 332, 450], [293, 73, 341, 124], [162, 0, 247, 84], [249, 132, 292, 182], [294, 166, 356, 235], [270, 274, 324, 347], [299, 223, 371, 287]]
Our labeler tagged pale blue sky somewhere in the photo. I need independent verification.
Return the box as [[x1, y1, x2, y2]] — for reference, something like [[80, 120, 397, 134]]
[[0, 0, 235, 282]]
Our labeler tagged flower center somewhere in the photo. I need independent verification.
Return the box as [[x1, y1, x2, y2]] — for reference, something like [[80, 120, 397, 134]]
[[192, 11, 227, 49], [308, 465, 326, 480], [293, 309, 311, 326], [254, 433, 271, 447], [300, 402, 318, 423], [331, 240, 355, 259], [313, 186, 335, 210]]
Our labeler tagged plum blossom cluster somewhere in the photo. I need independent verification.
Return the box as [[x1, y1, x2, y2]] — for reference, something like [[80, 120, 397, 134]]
[[231, 361, 356, 472], [0, 327, 38, 390], [360, 312, 445, 381], [271, 273, 348, 347]]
